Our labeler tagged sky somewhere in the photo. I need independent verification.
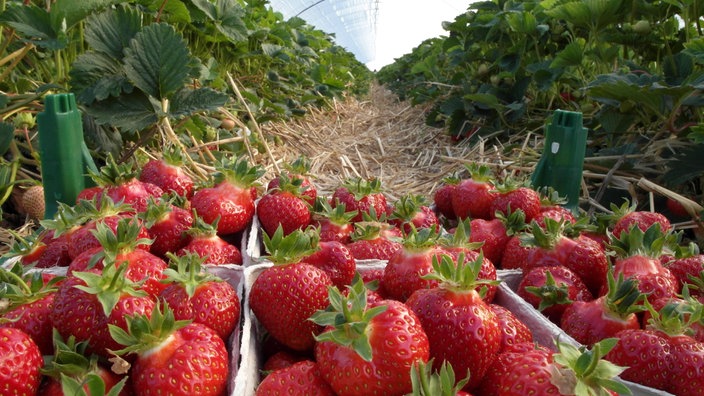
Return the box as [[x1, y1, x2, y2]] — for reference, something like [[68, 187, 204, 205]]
[[366, 0, 471, 70]]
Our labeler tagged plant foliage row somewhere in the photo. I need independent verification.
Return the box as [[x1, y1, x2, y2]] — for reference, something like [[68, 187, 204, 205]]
[[376, 0, 704, 190]]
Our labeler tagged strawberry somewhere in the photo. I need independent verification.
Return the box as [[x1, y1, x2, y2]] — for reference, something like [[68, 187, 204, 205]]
[[408, 359, 471, 396], [533, 188, 576, 228], [476, 342, 547, 396], [254, 360, 336, 395], [0, 327, 43, 395], [302, 237, 356, 289], [382, 226, 448, 301], [20, 184, 46, 220], [261, 350, 308, 374], [608, 224, 679, 300], [610, 200, 672, 239], [311, 279, 430, 396], [468, 209, 525, 266], [345, 221, 402, 260], [517, 265, 593, 324], [39, 330, 130, 395], [67, 218, 168, 297], [109, 302, 229, 396], [331, 177, 387, 222], [405, 253, 501, 390], [432, 172, 460, 220], [64, 196, 150, 260], [257, 173, 312, 236], [249, 227, 333, 351], [489, 304, 533, 350], [667, 197, 691, 218], [497, 339, 629, 395], [89, 154, 164, 213], [498, 232, 535, 270], [0, 262, 62, 355], [521, 218, 609, 295], [139, 149, 195, 199], [139, 197, 193, 258], [176, 215, 242, 265], [560, 272, 644, 346], [311, 198, 357, 244], [451, 163, 496, 220], [266, 156, 317, 205], [158, 253, 240, 341], [441, 220, 498, 302], [489, 179, 541, 222], [5, 228, 47, 266], [191, 156, 264, 235], [388, 194, 440, 233], [53, 262, 156, 358], [666, 333, 704, 396], [605, 328, 672, 390], [665, 247, 704, 291]]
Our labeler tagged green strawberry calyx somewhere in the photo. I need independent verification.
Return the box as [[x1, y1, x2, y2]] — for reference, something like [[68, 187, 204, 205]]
[[313, 198, 358, 225], [550, 338, 631, 396], [341, 177, 383, 201], [389, 194, 427, 223], [408, 359, 470, 396], [440, 219, 483, 251], [92, 217, 154, 261], [422, 252, 499, 298], [89, 154, 139, 187], [603, 270, 645, 319], [0, 262, 62, 309], [73, 260, 148, 317], [400, 225, 444, 252], [108, 300, 191, 359], [608, 223, 679, 259], [41, 329, 101, 380], [310, 277, 388, 362], [525, 270, 574, 312], [162, 252, 222, 298], [463, 162, 494, 183], [213, 156, 264, 189], [262, 225, 319, 265]]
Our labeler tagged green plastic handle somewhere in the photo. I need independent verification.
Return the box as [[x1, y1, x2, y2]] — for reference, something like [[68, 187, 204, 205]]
[[37, 93, 97, 219], [531, 109, 587, 213]]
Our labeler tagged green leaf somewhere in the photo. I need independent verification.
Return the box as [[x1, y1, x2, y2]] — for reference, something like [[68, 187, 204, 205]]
[[70, 51, 132, 104], [684, 37, 704, 64], [464, 93, 503, 112], [0, 123, 14, 157], [84, 4, 142, 60], [0, 4, 65, 50], [50, 0, 121, 31], [506, 11, 537, 34], [87, 92, 158, 132], [191, 0, 248, 42], [544, 0, 623, 30], [551, 39, 585, 68], [168, 87, 230, 119], [123, 23, 195, 100]]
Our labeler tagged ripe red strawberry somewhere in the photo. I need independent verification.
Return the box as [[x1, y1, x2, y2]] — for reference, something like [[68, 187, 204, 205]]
[[432, 173, 460, 220], [331, 177, 387, 222], [521, 218, 609, 295], [517, 265, 593, 324], [249, 227, 333, 351], [191, 156, 264, 235], [468, 209, 525, 267], [139, 150, 195, 198], [255, 360, 336, 396], [665, 250, 704, 291], [610, 200, 672, 239], [490, 182, 542, 223], [257, 173, 312, 236], [159, 253, 240, 340], [65, 195, 150, 260], [605, 328, 671, 390], [345, 221, 402, 260], [302, 238, 356, 289], [560, 272, 644, 346], [266, 156, 317, 205], [176, 215, 242, 265], [0, 327, 43, 395], [667, 197, 691, 218], [405, 253, 501, 390], [311, 198, 357, 244], [498, 232, 535, 270], [409, 359, 471, 396], [497, 339, 629, 395], [109, 303, 229, 395], [52, 262, 156, 358], [608, 224, 679, 300], [477, 342, 548, 396], [139, 197, 193, 258], [5, 228, 47, 266], [451, 163, 496, 220], [666, 334, 704, 396], [0, 262, 61, 355], [489, 304, 533, 350], [389, 194, 440, 233], [311, 279, 430, 396], [39, 330, 130, 395], [382, 226, 448, 301], [89, 154, 164, 212], [261, 350, 308, 373], [67, 218, 168, 297]]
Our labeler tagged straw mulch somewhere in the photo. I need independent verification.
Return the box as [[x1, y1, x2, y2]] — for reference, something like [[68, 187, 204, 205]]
[[255, 83, 519, 202]]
